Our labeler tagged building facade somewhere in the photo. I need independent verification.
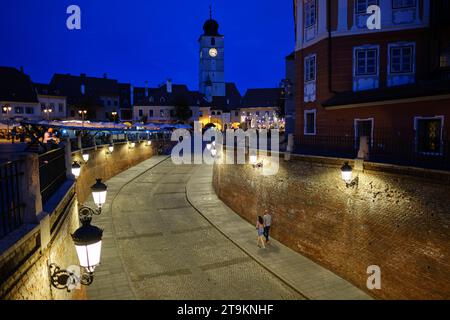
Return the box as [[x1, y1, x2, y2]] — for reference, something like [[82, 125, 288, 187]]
[[294, 0, 450, 168], [0, 67, 40, 121]]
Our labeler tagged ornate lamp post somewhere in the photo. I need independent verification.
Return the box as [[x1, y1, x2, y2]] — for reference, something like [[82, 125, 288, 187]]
[[43, 107, 53, 121], [78, 109, 87, 127], [2, 104, 12, 140], [341, 162, 358, 188], [71, 161, 81, 179], [49, 217, 103, 291]]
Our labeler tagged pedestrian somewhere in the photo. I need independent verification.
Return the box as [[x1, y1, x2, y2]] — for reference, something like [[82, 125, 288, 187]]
[[256, 216, 265, 249], [263, 210, 272, 244]]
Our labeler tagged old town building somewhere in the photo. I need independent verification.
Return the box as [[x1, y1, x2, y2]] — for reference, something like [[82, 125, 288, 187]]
[[294, 0, 450, 168]]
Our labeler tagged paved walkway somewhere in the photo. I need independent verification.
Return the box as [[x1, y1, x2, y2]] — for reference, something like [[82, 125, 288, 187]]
[[86, 157, 371, 300], [186, 165, 371, 300], [87, 157, 302, 300]]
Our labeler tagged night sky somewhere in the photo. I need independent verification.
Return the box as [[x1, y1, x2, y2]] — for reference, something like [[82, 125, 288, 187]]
[[0, 0, 294, 94]]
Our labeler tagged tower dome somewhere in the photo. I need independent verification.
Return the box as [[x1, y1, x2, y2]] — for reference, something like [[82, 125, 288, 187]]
[[203, 19, 220, 36]]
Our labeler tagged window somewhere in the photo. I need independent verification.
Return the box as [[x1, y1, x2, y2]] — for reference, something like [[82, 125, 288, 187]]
[[355, 48, 378, 75], [160, 109, 165, 117], [354, 119, 374, 149], [304, 55, 316, 82], [58, 103, 64, 112], [149, 110, 154, 117], [304, 109, 316, 135], [138, 109, 143, 117], [107, 100, 111, 106], [390, 45, 414, 74], [415, 116, 444, 154], [355, 0, 378, 14], [393, 0, 415, 9], [41, 103, 46, 111], [49, 103, 55, 110], [217, 111, 221, 115], [114, 100, 118, 106], [211, 38, 215, 46], [25, 107, 34, 114], [256, 111, 260, 116], [211, 111, 216, 116], [440, 44, 450, 68], [14, 107, 24, 114], [304, 0, 316, 28], [235, 111, 239, 116]]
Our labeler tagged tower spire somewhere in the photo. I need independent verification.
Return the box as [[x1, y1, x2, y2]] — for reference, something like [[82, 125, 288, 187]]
[[209, 5, 212, 19]]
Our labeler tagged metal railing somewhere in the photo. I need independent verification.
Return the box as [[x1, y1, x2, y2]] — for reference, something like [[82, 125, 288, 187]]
[[39, 148, 67, 204], [0, 160, 24, 239], [296, 127, 450, 171]]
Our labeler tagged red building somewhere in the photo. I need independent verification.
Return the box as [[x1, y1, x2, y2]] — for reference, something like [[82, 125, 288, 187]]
[[293, 0, 450, 169]]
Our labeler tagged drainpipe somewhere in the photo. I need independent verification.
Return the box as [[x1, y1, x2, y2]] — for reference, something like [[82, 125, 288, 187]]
[[328, 0, 338, 94]]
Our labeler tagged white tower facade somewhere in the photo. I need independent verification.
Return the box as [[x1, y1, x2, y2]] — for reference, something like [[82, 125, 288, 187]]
[[199, 12, 225, 99]]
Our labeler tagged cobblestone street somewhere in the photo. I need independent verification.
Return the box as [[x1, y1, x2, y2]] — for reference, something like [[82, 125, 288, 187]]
[[87, 156, 304, 300]]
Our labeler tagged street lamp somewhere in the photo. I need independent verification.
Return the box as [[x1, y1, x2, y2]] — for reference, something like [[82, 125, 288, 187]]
[[71, 162, 81, 179], [341, 162, 358, 188], [2, 104, 12, 141], [82, 152, 90, 163], [90, 179, 108, 211], [111, 111, 118, 122], [43, 108, 53, 121], [78, 109, 87, 126], [146, 140, 152, 146], [107, 144, 114, 154], [129, 141, 136, 149], [49, 217, 103, 291]]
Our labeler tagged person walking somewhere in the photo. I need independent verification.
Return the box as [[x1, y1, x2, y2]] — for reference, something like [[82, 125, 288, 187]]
[[263, 210, 272, 244], [256, 216, 266, 249]]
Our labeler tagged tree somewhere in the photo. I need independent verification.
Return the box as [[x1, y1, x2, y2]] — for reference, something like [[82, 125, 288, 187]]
[[173, 95, 192, 122]]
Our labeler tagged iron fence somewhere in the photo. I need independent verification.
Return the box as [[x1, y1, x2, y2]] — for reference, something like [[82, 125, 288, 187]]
[[296, 127, 450, 171], [39, 148, 67, 204], [0, 160, 24, 239]]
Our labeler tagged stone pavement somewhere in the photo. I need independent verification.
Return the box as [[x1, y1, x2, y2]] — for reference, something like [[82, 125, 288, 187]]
[[87, 157, 304, 300], [186, 165, 372, 300]]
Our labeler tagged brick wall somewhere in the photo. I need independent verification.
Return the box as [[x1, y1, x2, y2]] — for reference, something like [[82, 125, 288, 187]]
[[0, 141, 157, 300], [213, 155, 450, 299], [0, 190, 84, 300]]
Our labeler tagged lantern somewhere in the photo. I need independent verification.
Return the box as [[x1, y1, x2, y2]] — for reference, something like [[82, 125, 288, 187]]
[[91, 179, 107, 209], [71, 162, 81, 179], [72, 219, 103, 273]]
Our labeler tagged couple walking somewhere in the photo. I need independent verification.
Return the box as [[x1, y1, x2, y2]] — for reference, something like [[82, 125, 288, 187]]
[[256, 210, 272, 249]]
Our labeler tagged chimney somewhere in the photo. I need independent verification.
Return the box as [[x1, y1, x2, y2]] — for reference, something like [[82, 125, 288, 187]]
[[130, 84, 134, 106], [166, 79, 172, 93], [145, 81, 148, 97], [19, 66, 24, 73], [103, 73, 107, 79], [81, 84, 85, 95]]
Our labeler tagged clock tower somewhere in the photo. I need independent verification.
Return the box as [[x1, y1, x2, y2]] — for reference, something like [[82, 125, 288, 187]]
[[199, 8, 225, 100]]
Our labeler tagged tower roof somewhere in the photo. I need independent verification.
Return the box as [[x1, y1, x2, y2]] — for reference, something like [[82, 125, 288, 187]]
[[202, 6, 221, 36]]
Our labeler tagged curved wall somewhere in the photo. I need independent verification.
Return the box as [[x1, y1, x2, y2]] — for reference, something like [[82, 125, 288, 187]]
[[213, 155, 450, 299]]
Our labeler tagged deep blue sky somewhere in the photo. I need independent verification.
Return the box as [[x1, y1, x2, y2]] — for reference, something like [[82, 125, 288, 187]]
[[0, 0, 294, 95]]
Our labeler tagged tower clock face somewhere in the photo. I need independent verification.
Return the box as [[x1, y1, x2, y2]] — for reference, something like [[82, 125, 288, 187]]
[[209, 48, 218, 57]]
